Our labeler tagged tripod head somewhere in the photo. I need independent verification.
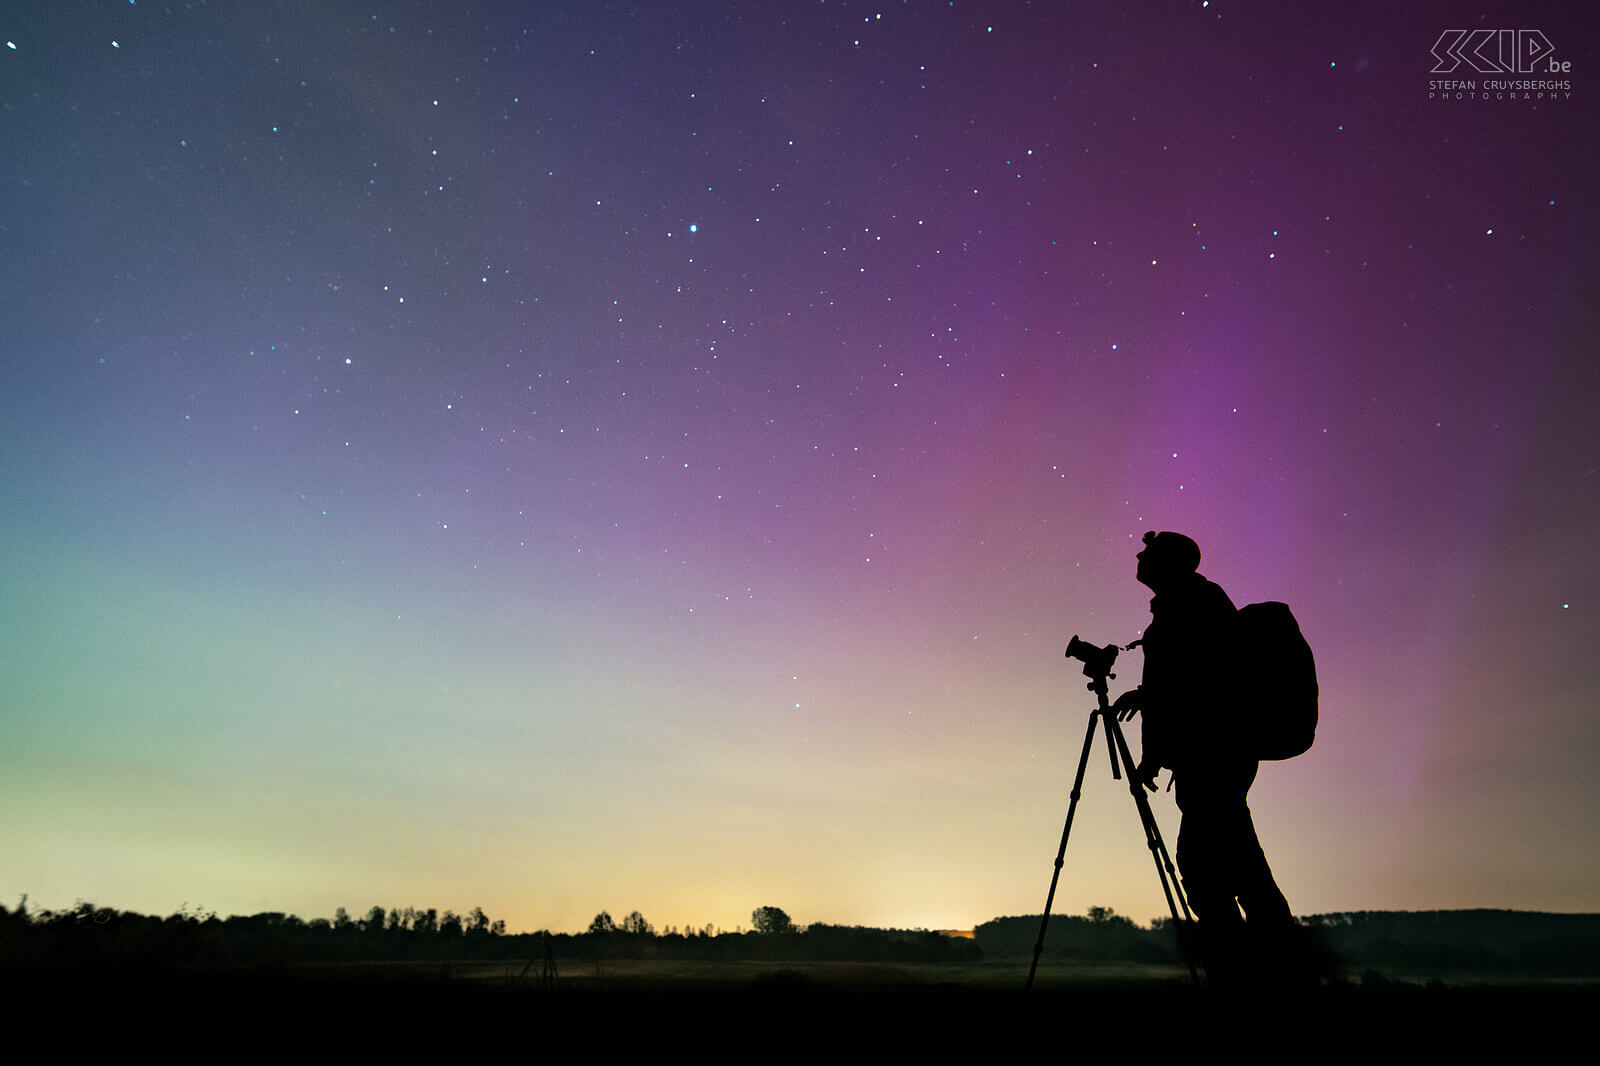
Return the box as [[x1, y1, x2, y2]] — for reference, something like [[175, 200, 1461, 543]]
[[1064, 635, 1118, 684]]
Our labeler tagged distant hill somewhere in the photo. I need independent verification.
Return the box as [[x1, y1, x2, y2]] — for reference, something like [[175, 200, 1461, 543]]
[[1300, 909, 1600, 975], [978, 908, 1600, 976]]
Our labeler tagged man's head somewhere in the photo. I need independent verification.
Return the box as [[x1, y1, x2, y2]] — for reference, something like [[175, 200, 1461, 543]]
[[1135, 530, 1201, 592]]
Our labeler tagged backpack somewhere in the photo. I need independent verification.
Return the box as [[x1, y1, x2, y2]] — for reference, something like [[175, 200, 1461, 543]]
[[1235, 601, 1318, 759]]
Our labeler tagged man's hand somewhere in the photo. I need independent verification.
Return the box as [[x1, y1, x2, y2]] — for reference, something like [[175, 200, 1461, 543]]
[[1110, 689, 1143, 722], [1134, 759, 1161, 792]]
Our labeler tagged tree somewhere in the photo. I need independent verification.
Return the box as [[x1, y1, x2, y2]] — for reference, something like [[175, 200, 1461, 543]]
[[588, 911, 617, 934], [751, 906, 793, 935], [621, 911, 654, 936]]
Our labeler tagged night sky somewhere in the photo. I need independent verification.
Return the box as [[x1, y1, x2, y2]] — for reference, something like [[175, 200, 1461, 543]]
[[3, 1, 1595, 934]]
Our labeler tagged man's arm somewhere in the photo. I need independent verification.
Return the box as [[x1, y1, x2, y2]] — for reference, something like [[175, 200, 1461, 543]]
[[1111, 687, 1143, 721], [1111, 688, 1162, 790]]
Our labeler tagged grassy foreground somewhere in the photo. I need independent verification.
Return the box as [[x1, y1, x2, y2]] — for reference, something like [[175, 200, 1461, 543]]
[[12, 955, 1594, 1020]]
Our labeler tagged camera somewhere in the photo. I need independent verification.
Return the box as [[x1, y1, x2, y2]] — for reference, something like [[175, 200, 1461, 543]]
[[1064, 635, 1118, 681]]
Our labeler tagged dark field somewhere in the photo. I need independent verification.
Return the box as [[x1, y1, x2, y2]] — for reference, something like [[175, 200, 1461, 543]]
[[11, 959, 1594, 1052], [10, 908, 1596, 1051]]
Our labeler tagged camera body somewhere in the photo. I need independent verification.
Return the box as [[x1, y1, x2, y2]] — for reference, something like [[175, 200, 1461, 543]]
[[1064, 635, 1118, 681]]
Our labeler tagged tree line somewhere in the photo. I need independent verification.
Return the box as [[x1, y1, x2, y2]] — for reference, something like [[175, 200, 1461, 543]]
[[0, 899, 977, 971]]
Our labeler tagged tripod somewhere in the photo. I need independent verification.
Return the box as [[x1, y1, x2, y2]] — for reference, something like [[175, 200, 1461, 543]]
[[1025, 637, 1200, 989]]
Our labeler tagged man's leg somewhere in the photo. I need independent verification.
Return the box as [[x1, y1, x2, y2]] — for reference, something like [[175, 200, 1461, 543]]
[[1175, 801, 1249, 985], [1228, 800, 1319, 984], [1233, 804, 1292, 926]]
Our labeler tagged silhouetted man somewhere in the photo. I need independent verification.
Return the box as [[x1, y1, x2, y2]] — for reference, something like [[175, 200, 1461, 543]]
[[1110, 531, 1294, 984]]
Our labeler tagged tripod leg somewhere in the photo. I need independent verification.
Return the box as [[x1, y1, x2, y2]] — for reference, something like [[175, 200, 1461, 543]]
[[1027, 711, 1101, 991]]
